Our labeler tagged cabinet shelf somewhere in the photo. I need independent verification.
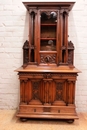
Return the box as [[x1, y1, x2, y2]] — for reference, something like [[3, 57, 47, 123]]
[[39, 51, 57, 53], [40, 38, 56, 40], [41, 23, 57, 26]]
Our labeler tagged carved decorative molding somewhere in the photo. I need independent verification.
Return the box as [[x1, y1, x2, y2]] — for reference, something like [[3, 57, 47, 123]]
[[43, 73, 52, 79], [19, 72, 77, 77]]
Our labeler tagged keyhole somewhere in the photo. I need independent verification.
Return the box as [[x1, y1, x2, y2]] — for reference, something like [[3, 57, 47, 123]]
[[34, 109, 36, 112], [58, 110, 60, 113]]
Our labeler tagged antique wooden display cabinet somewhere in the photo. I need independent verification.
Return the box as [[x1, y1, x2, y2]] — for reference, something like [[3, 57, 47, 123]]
[[16, 1, 80, 122]]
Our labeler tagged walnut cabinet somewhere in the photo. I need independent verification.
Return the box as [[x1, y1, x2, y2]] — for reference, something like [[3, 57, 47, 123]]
[[16, 1, 80, 122]]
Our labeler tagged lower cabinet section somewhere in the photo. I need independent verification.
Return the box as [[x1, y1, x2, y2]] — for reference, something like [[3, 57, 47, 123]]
[[16, 72, 78, 121]]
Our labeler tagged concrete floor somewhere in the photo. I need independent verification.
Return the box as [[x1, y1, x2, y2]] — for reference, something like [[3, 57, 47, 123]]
[[0, 110, 87, 130]]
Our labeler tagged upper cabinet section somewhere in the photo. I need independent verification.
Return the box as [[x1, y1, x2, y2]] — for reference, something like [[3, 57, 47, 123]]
[[22, 1, 75, 67]]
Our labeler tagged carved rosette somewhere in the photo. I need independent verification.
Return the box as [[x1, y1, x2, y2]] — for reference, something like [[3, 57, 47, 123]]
[[40, 54, 56, 64]]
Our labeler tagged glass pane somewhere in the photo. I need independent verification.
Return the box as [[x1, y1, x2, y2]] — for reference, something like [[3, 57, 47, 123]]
[[40, 40, 56, 51], [41, 26, 56, 38], [41, 11, 57, 23], [40, 11, 57, 51]]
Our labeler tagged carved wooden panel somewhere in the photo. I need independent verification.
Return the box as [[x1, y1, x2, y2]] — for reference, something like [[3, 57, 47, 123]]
[[43, 107, 51, 112], [68, 50, 73, 65], [40, 54, 56, 64], [32, 81, 40, 100], [55, 82, 63, 100]]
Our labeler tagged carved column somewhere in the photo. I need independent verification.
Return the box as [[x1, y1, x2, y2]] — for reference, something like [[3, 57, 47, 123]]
[[72, 81, 75, 104], [20, 79, 28, 104], [64, 10, 69, 64], [56, 10, 60, 65], [59, 9, 63, 63], [29, 10, 37, 63], [30, 11, 35, 45], [59, 9, 69, 64], [67, 80, 75, 105]]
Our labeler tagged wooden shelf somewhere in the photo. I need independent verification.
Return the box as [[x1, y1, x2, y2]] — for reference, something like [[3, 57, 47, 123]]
[[40, 38, 56, 40], [41, 23, 57, 26], [39, 51, 57, 53]]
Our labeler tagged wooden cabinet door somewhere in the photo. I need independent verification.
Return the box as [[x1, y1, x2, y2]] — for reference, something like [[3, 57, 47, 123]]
[[28, 79, 67, 106]]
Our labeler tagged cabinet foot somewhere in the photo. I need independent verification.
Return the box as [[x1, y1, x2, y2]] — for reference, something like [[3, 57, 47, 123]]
[[67, 119, 74, 123], [20, 118, 28, 122]]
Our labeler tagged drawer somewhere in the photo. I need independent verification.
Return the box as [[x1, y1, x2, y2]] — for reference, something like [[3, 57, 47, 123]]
[[51, 107, 75, 114], [20, 106, 43, 113]]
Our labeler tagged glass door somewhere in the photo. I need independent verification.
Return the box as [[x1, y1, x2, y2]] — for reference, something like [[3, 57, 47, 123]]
[[40, 11, 57, 51]]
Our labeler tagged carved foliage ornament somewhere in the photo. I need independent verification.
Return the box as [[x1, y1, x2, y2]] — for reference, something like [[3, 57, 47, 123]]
[[40, 54, 56, 64]]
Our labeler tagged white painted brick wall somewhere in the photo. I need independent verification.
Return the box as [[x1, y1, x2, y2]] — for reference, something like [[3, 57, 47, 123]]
[[0, 0, 87, 112]]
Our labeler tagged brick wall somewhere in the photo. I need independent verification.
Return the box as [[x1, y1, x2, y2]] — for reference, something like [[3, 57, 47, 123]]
[[0, 0, 87, 112]]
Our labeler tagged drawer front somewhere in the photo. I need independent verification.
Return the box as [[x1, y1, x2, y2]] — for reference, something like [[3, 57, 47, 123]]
[[20, 106, 43, 113], [51, 107, 75, 114]]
